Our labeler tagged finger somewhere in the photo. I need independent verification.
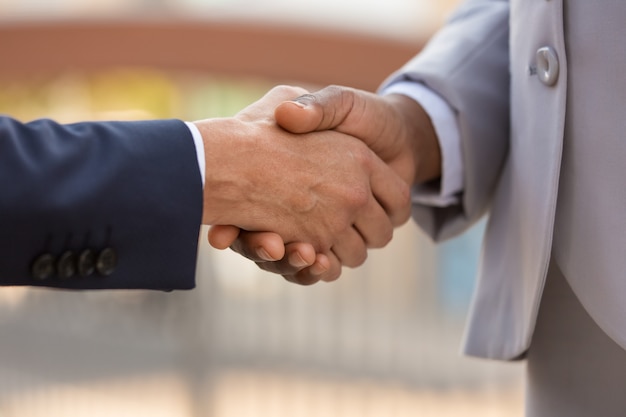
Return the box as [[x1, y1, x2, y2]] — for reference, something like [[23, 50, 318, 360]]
[[288, 251, 342, 285], [316, 252, 342, 283], [285, 242, 317, 268], [237, 85, 310, 122], [255, 249, 340, 285], [329, 227, 368, 267], [275, 87, 419, 186], [352, 196, 394, 249], [275, 86, 398, 159], [367, 152, 412, 226], [304, 252, 342, 283], [208, 225, 241, 249], [274, 100, 323, 134], [229, 231, 286, 262], [254, 242, 315, 276], [274, 86, 358, 133]]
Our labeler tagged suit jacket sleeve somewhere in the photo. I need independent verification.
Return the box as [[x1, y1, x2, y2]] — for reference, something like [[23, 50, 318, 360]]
[[381, 0, 510, 241], [0, 116, 203, 290]]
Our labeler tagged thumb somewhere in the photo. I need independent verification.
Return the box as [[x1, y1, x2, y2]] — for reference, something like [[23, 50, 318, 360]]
[[274, 99, 323, 134], [207, 225, 241, 249], [275, 86, 397, 161], [275, 86, 361, 134]]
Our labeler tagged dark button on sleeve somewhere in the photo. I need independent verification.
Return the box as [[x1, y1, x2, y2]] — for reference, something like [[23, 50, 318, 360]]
[[57, 251, 77, 279], [96, 248, 117, 276], [78, 249, 96, 277], [31, 254, 56, 280]]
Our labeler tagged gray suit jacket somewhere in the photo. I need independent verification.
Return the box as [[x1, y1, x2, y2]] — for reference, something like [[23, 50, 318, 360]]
[[382, 0, 626, 359]]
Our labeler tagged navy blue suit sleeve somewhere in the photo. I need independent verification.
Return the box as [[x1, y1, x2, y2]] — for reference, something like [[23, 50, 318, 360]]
[[0, 116, 203, 290]]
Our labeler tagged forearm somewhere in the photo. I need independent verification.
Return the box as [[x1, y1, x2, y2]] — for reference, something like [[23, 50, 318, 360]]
[[380, 0, 511, 241], [0, 117, 203, 290], [382, 93, 442, 185], [382, 81, 463, 208]]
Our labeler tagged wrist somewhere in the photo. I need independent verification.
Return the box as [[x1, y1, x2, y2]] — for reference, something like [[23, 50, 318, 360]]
[[193, 117, 250, 225], [385, 94, 442, 185]]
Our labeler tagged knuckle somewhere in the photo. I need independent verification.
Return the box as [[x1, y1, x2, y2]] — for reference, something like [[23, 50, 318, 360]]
[[324, 85, 354, 104], [323, 84, 343, 97], [326, 225, 349, 251], [272, 84, 309, 99], [340, 246, 368, 268], [370, 228, 393, 249], [321, 268, 342, 283], [352, 146, 375, 170], [344, 252, 367, 268], [346, 185, 370, 209], [315, 85, 354, 127], [270, 85, 290, 95], [350, 250, 368, 268]]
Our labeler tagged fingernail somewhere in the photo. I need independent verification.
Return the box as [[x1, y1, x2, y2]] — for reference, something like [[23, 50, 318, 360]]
[[291, 94, 313, 108], [257, 247, 275, 261], [289, 100, 307, 109], [288, 252, 310, 268]]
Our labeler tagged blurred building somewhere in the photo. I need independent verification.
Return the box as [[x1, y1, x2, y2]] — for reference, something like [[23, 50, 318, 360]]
[[0, 1, 523, 416]]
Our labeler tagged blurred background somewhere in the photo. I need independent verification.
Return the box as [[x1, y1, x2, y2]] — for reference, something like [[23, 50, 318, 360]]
[[0, 0, 523, 416]]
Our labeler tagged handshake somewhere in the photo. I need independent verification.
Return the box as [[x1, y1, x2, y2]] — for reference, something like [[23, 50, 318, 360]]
[[195, 85, 441, 285]]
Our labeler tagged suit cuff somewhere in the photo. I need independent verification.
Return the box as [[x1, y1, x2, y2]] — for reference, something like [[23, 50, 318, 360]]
[[382, 81, 463, 207], [185, 121, 205, 188]]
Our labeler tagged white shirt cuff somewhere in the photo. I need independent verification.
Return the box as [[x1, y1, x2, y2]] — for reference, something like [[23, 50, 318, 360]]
[[185, 121, 206, 189], [382, 81, 463, 207]]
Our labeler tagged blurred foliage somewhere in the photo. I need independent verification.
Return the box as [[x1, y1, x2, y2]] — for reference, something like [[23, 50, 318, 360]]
[[0, 68, 276, 123]]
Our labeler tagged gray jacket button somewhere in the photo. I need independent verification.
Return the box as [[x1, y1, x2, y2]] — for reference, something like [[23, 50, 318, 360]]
[[57, 251, 76, 279], [32, 254, 55, 280], [96, 248, 117, 276], [536, 46, 559, 86]]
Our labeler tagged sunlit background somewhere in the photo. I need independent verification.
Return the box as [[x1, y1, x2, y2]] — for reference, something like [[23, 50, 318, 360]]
[[0, 0, 523, 416]]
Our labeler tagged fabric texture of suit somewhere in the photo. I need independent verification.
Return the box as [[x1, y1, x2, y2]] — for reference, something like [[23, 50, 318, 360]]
[[382, 0, 626, 359], [0, 116, 203, 290]]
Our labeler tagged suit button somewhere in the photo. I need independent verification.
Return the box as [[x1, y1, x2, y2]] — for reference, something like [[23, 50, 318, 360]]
[[78, 249, 96, 277], [96, 248, 117, 276], [536, 46, 559, 86], [57, 251, 77, 279], [32, 254, 56, 280]]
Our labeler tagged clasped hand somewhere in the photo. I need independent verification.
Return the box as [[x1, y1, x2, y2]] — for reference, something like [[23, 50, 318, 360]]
[[197, 85, 439, 285]]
